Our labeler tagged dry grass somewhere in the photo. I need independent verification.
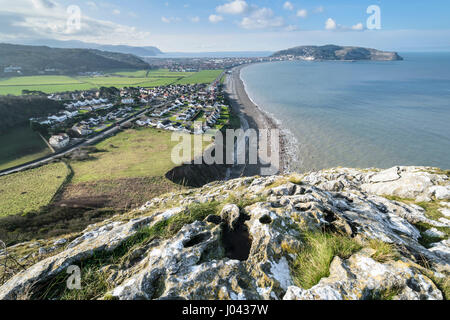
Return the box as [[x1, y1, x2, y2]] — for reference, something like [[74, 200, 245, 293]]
[[367, 239, 399, 262]]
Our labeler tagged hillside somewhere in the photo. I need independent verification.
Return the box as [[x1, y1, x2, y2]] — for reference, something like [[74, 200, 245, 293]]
[[272, 45, 403, 61], [16, 39, 163, 57], [0, 43, 150, 76], [0, 96, 63, 134], [0, 166, 448, 300]]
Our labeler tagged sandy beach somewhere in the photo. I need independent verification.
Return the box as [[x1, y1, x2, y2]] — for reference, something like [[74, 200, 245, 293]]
[[224, 65, 288, 177]]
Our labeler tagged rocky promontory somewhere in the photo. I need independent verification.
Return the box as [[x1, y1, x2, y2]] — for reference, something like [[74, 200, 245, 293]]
[[0, 166, 448, 300], [272, 45, 403, 61]]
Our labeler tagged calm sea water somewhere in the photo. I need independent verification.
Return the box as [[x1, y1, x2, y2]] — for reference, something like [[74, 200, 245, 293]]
[[240, 53, 450, 172]]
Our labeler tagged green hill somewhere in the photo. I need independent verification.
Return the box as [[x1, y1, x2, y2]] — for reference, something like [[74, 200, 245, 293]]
[[272, 45, 403, 61], [0, 43, 150, 76]]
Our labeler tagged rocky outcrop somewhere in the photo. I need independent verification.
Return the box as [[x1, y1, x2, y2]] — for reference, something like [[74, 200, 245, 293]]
[[271, 45, 403, 61], [284, 251, 443, 300], [0, 166, 448, 300]]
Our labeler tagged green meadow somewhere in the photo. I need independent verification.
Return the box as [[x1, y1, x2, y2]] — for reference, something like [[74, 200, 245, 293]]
[[0, 162, 70, 217], [0, 69, 223, 95]]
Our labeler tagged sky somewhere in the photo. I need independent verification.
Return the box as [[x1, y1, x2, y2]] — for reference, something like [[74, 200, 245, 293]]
[[1, 0, 450, 52]]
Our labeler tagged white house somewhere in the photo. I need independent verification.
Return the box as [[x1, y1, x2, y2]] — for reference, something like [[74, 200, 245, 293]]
[[72, 125, 92, 136], [121, 98, 135, 104], [49, 133, 70, 149]]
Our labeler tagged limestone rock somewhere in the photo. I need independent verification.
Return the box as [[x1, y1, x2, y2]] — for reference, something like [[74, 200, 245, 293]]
[[1, 166, 448, 300], [283, 253, 443, 300]]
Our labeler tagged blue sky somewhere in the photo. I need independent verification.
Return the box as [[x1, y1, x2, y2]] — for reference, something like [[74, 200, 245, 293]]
[[1, 0, 450, 52]]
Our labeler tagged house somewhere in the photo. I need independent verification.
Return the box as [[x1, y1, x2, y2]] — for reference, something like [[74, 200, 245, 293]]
[[121, 98, 135, 104], [4, 66, 22, 73], [72, 125, 92, 136], [49, 133, 70, 149], [64, 110, 79, 118], [48, 114, 68, 123]]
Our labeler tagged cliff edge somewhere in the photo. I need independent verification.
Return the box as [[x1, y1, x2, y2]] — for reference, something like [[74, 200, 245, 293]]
[[272, 45, 403, 61]]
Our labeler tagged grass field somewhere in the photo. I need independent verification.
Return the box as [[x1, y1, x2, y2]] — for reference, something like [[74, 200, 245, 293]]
[[0, 125, 52, 171], [174, 70, 223, 85], [0, 69, 223, 95], [0, 162, 70, 217], [70, 127, 203, 183]]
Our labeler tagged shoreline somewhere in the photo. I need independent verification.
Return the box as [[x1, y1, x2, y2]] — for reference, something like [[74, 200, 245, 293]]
[[224, 64, 290, 176]]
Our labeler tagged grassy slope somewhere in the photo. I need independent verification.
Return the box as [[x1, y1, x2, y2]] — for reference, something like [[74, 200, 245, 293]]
[[70, 127, 187, 183], [0, 162, 70, 217], [0, 125, 52, 171]]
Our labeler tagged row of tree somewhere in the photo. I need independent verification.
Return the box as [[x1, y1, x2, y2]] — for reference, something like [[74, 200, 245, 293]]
[[0, 96, 64, 135]]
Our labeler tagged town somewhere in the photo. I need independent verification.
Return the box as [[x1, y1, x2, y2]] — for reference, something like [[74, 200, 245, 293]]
[[30, 77, 230, 150]]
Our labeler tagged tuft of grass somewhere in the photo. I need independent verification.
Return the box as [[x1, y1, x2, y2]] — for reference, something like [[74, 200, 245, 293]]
[[429, 275, 450, 300], [265, 178, 288, 189], [291, 231, 362, 289], [367, 239, 399, 263], [382, 195, 415, 203], [413, 222, 448, 248], [416, 201, 445, 221], [225, 193, 267, 209], [288, 174, 303, 185]]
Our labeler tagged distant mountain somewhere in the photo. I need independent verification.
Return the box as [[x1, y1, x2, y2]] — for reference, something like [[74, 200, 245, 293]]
[[0, 43, 150, 75], [272, 45, 403, 61], [8, 39, 163, 57]]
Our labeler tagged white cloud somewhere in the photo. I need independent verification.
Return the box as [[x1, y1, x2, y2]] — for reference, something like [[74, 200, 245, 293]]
[[283, 2, 294, 11], [31, 0, 56, 10], [209, 14, 223, 23], [161, 16, 181, 23], [285, 25, 298, 32], [113, 9, 120, 15], [324, 18, 365, 32], [240, 7, 284, 29], [314, 6, 324, 14], [325, 18, 337, 30], [86, 1, 97, 10], [0, 0, 151, 44], [190, 16, 200, 23], [296, 9, 307, 18], [352, 22, 364, 31], [216, 0, 248, 15]]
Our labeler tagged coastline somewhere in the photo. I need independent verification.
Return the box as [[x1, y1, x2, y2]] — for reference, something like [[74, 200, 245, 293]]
[[224, 64, 290, 176]]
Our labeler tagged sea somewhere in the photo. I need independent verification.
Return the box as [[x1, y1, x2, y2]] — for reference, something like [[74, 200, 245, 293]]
[[240, 52, 450, 172]]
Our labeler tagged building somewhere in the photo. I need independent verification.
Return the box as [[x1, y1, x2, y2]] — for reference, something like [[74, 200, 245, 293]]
[[72, 125, 92, 136], [49, 133, 70, 149], [121, 98, 135, 104], [4, 66, 22, 73]]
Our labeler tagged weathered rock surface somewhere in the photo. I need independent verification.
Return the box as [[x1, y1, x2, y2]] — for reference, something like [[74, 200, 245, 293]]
[[0, 166, 449, 300], [283, 251, 443, 300]]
